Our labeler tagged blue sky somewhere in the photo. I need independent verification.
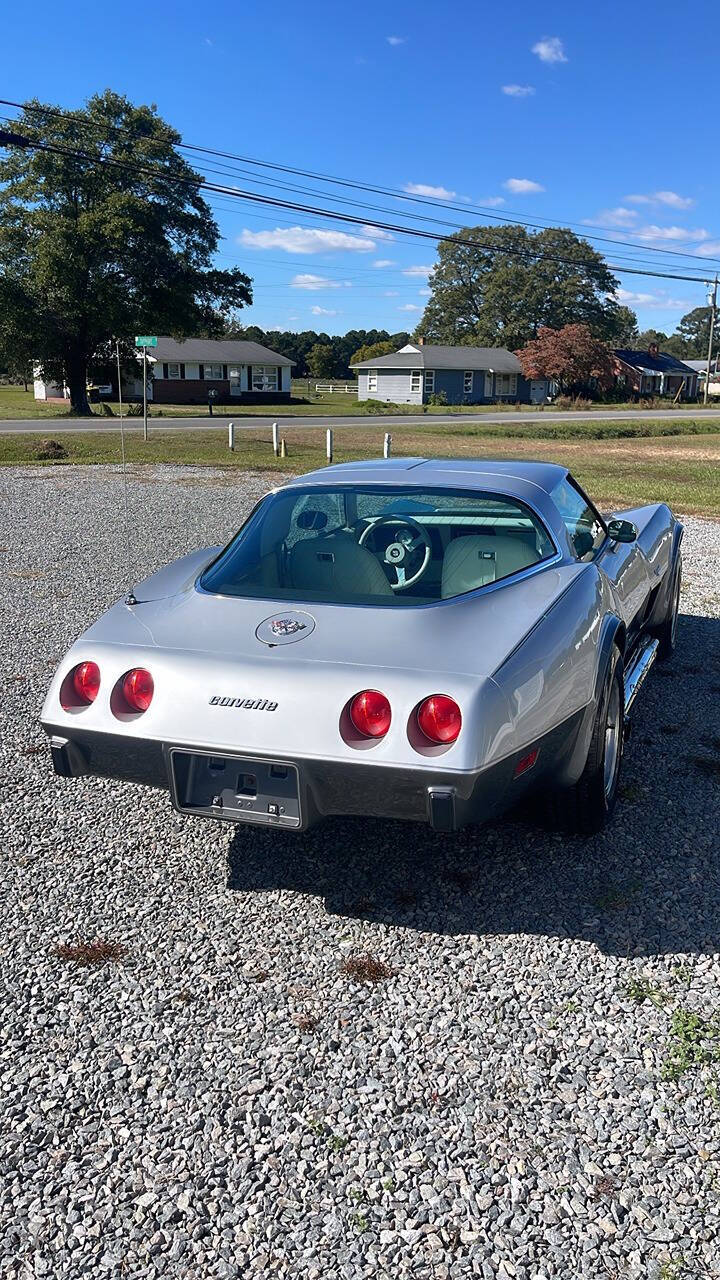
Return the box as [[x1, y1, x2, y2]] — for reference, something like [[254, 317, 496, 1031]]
[[4, 0, 718, 336]]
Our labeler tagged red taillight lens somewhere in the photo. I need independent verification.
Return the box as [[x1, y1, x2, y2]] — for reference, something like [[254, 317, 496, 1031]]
[[72, 661, 101, 704], [417, 695, 462, 744], [122, 668, 154, 712], [349, 689, 391, 738]]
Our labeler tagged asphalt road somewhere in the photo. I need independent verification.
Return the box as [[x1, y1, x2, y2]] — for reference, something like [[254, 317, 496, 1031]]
[[3, 407, 720, 433]]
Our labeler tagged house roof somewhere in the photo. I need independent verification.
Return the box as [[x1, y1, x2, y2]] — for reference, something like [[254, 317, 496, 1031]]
[[350, 343, 521, 372], [150, 337, 295, 366], [681, 358, 718, 373], [614, 348, 696, 375]]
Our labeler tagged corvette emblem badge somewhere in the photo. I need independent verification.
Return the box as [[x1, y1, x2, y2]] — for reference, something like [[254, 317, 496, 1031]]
[[271, 617, 306, 636], [255, 609, 316, 647]]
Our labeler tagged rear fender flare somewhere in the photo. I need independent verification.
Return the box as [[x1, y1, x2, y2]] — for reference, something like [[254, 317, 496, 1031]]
[[558, 614, 625, 787]]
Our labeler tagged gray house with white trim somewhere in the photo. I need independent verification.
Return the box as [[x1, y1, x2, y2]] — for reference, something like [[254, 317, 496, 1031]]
[[351, 342, 551, 405]]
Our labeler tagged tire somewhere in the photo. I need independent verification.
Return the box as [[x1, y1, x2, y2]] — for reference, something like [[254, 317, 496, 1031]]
[[551, 647, 625, 836], [657, 554, 682, 661]]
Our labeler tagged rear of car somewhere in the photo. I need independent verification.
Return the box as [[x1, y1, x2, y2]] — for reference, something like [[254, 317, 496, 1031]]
[[39, 462, 613, 831]]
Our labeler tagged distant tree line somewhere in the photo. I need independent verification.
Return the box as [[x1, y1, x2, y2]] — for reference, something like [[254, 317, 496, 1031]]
[[223, 325, 411, 380]]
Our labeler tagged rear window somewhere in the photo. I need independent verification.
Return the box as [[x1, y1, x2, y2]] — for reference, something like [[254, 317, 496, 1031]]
[[199, 484, 555, 606]]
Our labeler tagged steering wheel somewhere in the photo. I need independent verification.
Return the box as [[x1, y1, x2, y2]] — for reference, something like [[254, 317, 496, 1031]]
[[357, 515, 433, 591]]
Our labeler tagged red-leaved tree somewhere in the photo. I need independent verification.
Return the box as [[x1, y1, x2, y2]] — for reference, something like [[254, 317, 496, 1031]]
[[516, 324, 615, 397]]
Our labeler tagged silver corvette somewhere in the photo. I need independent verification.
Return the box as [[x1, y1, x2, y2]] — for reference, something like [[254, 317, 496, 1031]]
[[42, 458, 682, 835]]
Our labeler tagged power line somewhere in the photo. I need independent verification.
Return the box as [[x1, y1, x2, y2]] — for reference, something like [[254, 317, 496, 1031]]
[[0, 124, 714, 288], [2, 95, 718, 271]]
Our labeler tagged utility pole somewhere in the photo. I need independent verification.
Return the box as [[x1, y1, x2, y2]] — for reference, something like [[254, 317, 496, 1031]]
[[704, 276, 718, 406]]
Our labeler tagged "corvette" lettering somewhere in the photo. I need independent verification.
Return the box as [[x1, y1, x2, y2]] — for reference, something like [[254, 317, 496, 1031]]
[[209, 696, 278, 711]]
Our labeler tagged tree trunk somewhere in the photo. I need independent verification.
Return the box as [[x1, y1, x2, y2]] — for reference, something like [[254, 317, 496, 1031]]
[[67, 353, 92, 415]]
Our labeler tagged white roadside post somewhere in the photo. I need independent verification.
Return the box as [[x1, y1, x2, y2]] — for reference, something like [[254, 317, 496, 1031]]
[[384, 432, 392, 458], [326, 427, 333, 464], [272, 421, 279, 456], [228, 422, 235, 451]]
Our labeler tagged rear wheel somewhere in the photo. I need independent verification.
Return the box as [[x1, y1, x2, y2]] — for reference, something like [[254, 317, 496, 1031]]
[[552, 647, 625, 835], [657, 555, 682, 660]]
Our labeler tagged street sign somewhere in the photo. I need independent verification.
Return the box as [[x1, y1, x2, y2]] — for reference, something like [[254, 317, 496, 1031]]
[[135, 336, 157, 347]]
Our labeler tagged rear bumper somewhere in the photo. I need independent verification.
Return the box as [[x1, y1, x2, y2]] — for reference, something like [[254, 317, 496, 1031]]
[[43, 708, 586, 832]]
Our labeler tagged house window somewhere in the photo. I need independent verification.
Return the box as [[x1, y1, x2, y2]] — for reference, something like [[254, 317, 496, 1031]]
[[410, 369, 422, 393], [367, 371, 378, 393], [252, 365, 278, 392], [463, 370, 473, 394], [167, 363, 181, 380], [495, 373, 518, 397], [204, 363, 224, 380], [424, 370, 435, 394]]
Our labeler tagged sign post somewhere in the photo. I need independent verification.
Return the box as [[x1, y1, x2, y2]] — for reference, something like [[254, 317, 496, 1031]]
[[135, 337, 157, 442]]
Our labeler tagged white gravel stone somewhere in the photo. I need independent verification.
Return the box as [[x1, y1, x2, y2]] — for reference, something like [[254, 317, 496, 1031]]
[[0, 464, 719, 1278]]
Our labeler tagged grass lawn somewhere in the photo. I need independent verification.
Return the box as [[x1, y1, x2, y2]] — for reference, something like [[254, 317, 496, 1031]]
[[4, 382, 719, 421], [2, 421, 718, 516]]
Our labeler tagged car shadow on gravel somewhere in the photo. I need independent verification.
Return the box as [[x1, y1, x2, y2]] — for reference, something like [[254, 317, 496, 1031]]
[[227, 613, 720, 958]]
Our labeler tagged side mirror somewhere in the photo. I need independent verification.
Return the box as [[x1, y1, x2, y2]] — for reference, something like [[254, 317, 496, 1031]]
[[607, 518, 638, 544]]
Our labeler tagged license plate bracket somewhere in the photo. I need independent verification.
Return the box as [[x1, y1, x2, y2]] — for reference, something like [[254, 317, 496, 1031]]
[[169, 749, 301, 827]]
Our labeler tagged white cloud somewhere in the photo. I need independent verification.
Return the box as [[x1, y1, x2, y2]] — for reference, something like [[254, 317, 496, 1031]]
[[403, 182, 457, 199], [626, 191, 695, 210], [418, 288, 431, 296], [635, 225, 710, 243], [532, 36, 567, 63], [398, 303, 422, 312], [503, 178, 545, 195], [402, 264, 434, 277], [373, 258, 396, 268], [616, 288, 695, 311], [290, 274, 351, 291], [362, 224, 394, 241], [310, 306, 338, 316], [239, 226, 375, 254], [502, 84, 535, 97], [384, 290, 399, 297], [694, 241, 720, 257], [386, 35, 406, 45], [589, 206, 639, 228], [478, 196, 506, 207]]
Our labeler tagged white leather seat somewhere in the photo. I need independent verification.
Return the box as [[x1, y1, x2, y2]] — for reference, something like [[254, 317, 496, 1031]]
[[290, 535, 393, 597], [441, 534, 540, 598]]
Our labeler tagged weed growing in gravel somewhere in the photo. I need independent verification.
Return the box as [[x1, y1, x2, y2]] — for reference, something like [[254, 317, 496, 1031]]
[[662, 1009, 720, 1082], [292, 1013, 318, 1032], [589, 1175, 617, 1201], [340, 954, 396, 983], [625, 977, 670, 1008], [658, 1258, 688, 1279], [350, 1210, 369, 1232], [54, 939, 128, 966], [594, 880, 640, 911]]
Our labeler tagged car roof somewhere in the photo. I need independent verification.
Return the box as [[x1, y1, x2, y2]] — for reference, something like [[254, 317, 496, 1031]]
[[288, 457, 568, 496]]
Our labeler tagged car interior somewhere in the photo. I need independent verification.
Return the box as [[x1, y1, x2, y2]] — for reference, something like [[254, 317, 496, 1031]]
[[200, 485, 557, 605]]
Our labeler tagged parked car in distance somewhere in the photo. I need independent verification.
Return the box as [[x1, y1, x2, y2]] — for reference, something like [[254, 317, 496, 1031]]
[[42, 458, 683, 835]]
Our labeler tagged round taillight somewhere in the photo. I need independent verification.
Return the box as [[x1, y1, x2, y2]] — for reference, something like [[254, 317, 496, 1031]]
[[349, 689, 391, 738], [72, 661, 101, 704], [417, 695, 462, 744], [122, 668, 154, 712]]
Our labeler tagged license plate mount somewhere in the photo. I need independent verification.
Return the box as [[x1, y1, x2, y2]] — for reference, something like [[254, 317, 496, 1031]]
[[169, 749, 301, 828]]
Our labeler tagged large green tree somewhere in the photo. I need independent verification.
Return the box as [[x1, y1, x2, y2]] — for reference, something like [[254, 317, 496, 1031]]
[[0, 92, 252, 413], [673, 306, 713, 358], [417, 225, 625, 349]]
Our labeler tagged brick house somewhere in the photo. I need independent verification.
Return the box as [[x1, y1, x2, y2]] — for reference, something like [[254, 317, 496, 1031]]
[[148, 337, 295, 404], [612, 344, 698, 399]]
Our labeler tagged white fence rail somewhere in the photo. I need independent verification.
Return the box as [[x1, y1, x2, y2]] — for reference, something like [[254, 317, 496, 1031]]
[[314, 383, 356, 395]]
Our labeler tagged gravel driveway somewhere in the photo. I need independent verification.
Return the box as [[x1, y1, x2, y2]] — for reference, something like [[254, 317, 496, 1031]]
[[2, 465, 719, 1280]]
